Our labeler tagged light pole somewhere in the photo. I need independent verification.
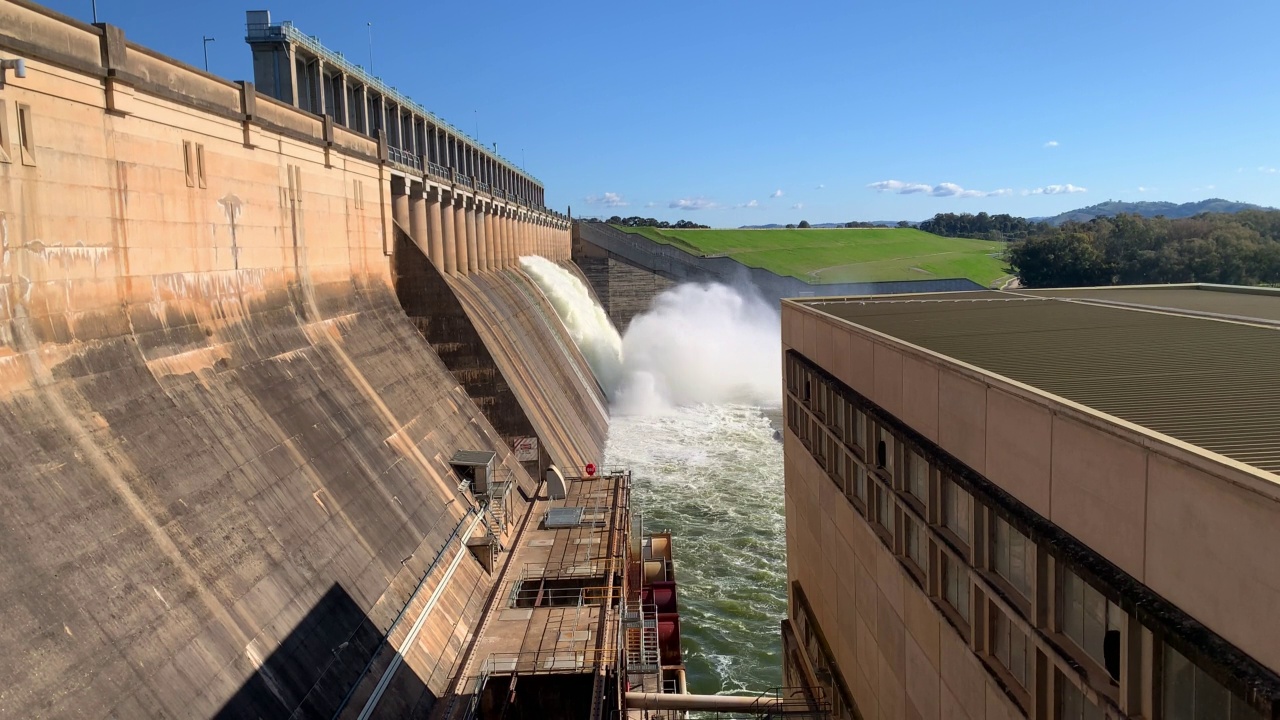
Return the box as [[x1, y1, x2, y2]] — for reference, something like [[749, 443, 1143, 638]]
[[91, 0, 97, 23], [366, 22, 374, 75], [202, 36, 215, 72]]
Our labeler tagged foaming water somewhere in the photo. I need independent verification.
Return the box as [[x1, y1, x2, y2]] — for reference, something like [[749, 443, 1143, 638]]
[[521, 259, 785, 693], [605, 405, 785, 693]]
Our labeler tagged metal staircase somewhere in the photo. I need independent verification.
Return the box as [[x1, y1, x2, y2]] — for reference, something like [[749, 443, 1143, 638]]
[[624, 603, 659, 673]]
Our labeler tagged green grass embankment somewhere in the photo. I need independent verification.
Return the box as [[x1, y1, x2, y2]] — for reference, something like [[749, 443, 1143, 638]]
[[612, 226, 1009, 286]]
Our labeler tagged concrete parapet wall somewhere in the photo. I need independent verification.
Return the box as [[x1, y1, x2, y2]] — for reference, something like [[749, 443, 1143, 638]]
[[0, 3, 566, 717]]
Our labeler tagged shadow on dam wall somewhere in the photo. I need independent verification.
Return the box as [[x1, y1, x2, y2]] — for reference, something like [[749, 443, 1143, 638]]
[[213, 583, 432, 719]]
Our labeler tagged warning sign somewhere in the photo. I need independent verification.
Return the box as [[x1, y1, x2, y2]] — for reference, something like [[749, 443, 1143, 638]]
[[513, 437, 539, 463]]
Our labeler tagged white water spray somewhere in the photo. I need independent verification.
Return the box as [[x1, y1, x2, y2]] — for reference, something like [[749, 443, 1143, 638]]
[[613, 282, 781, 414], [519, 256, 624, 392], [520, 256, 781, 414]]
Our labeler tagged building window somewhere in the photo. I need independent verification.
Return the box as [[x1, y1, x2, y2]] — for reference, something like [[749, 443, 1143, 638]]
[[1059, 677, 1105, 720], [196, 143, 207, 188], [873, 482, 895, 543], [992, 514, 1033, 600], [16, 103, 34, 166], [1060, 567, 1122, 682], [942, 477, 972, 547], [0, 100, 10, 164], [906, 450, 928, 507], [183, 140, 195, 187], [904, 514, 927, 575], [992, 610, 1030, 690], [1163, 644, 1263, 720], [875, 426, 893, 473], [851, 409, 866, 451], [848, 463, 868, 509], [832, 394, 845, 436], [942, 552, 970, 625]]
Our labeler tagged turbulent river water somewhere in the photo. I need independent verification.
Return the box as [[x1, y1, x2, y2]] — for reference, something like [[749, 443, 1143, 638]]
[[520, 257, 787, 693]]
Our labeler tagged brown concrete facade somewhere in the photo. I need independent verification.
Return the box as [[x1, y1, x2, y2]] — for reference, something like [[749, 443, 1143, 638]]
[[0, 2, 594, 717], [781, 297, 1280, 720]]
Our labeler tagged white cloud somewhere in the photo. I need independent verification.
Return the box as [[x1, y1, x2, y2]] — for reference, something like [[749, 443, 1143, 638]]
[[585, 192, 628, 207], [816, 184, 825, 190], [1260, 166, 1278, 174], [644, 201, 658, 208], [868, 180, 932, 194], [1026, 184, 1088, 195], [868, 180, 1011, 198], [770, 189, 784, 198], [739, 199, 759, 208], [669, 197, 717, 210], [1044, 140, 1060, 148], [791, 203, 804, 210], [1137, 186, 1149, 193]]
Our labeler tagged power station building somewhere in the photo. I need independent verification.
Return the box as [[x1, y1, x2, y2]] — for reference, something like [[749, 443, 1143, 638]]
[[780, 285, 1280, 720]]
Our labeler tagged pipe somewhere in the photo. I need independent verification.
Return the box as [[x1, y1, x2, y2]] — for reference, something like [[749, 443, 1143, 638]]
[[624, 692, 799, 711]]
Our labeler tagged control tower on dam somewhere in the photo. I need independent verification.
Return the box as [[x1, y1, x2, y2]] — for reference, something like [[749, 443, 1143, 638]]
[[0, 1, 643, 717]]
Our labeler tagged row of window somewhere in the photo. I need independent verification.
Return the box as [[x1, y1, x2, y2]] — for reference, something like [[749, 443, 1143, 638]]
[[784, 352, 1266, 720], [0, 99, 37, 167], [293, 59, 543, 204]]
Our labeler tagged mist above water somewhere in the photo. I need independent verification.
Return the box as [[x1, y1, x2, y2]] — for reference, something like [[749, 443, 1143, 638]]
[[612, 282, 781, 414], [519, 256, 781, 414]]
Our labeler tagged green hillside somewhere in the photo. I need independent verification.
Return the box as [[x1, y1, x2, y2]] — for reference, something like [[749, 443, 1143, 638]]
[[614, 226, 1010, 286]]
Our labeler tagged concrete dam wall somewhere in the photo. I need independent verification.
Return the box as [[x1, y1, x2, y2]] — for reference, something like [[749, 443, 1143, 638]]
[[0, 3, 602, 718]]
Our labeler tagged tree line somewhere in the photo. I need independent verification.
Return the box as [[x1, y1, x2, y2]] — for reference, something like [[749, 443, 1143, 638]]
[[916, 209, 1280, 287], [1006, 211, 1280, 287], [602, 216, 710, 229], [919, 212, 1042, 240]]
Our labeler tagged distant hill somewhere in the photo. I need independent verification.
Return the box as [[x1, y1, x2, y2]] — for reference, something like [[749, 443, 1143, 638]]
[[1046, 198, 1273, 225]]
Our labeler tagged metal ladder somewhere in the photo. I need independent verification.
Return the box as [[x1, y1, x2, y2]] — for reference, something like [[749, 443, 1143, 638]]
[[624, 603, 659, 672]]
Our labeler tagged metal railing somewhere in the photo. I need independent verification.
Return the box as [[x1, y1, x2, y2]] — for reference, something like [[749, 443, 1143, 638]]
[[480, 649, 610, 677], [247, 18, 540, 185], [386, 146, 421, 171], [427, 161, 449, 180]]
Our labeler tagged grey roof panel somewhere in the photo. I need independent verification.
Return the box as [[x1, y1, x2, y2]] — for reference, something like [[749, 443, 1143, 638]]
[[545, 507, 585, 529], [801, 286, 1280, 474], [450, 450, 497, 466]]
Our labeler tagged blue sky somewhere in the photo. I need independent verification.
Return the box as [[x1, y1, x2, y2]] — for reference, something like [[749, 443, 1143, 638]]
[[47, 0, 1280, 226]]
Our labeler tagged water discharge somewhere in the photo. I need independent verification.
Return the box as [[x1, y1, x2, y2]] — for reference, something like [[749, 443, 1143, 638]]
[[519, 256, 624, 392], [520, 256, 786, 693]]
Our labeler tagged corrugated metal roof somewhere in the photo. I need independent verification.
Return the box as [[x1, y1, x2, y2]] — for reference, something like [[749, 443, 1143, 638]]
[[450, 450, 497, 466], [1020, 285, 1280, 323], [801, 285, 1280, 474]]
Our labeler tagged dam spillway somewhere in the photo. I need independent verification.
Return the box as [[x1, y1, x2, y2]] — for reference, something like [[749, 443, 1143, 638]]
[[0, 3, 633, 718]]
